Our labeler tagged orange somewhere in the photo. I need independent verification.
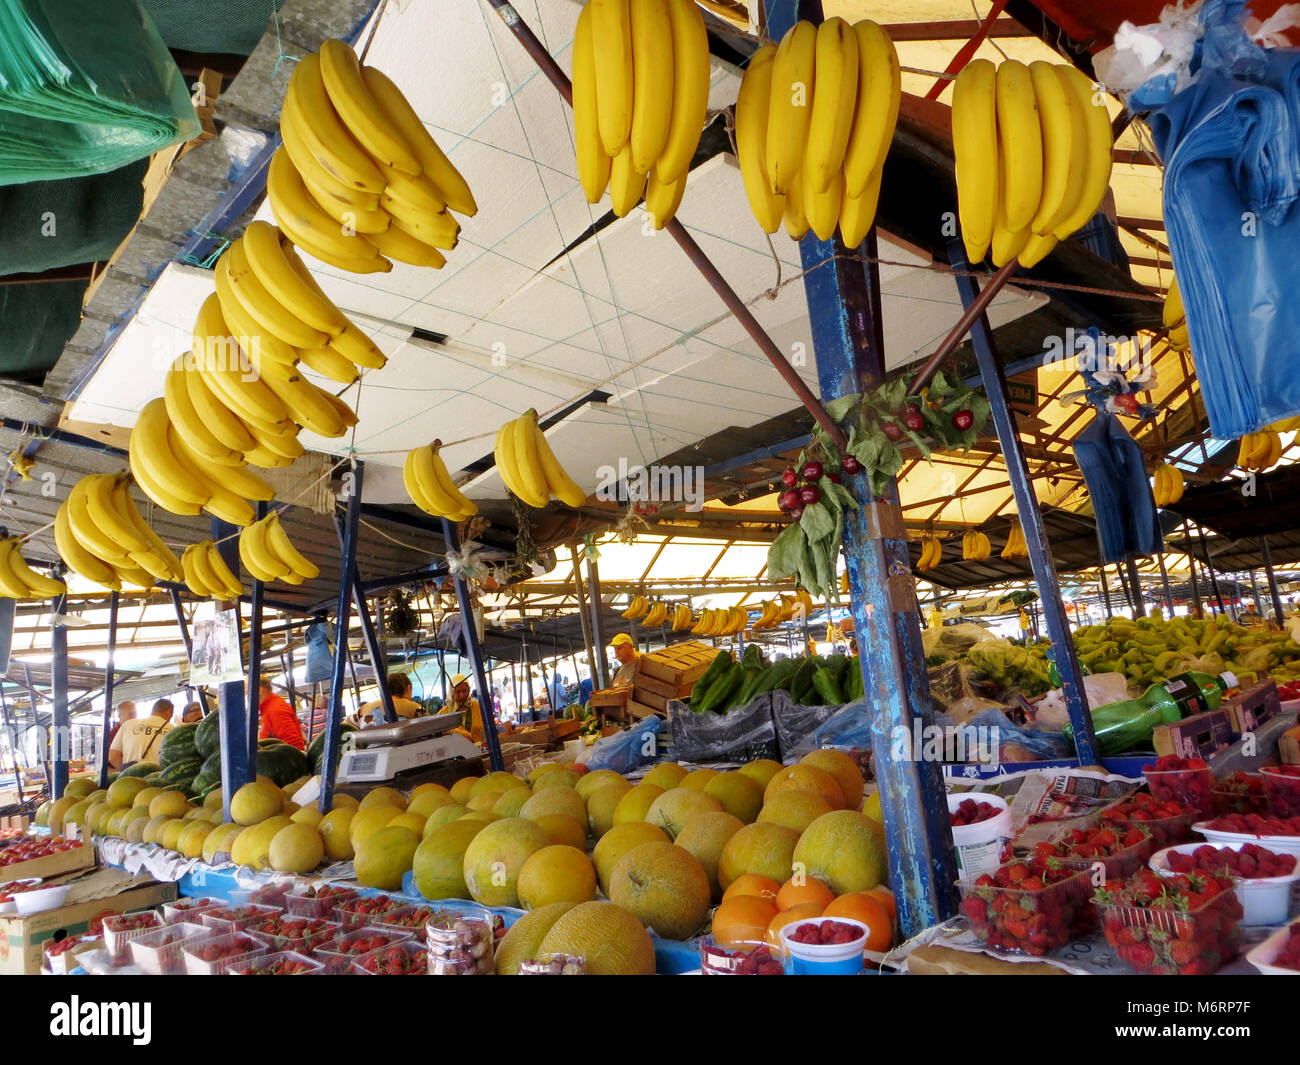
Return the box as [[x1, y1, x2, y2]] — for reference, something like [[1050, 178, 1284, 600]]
[[765, 901, 825, 954], [711, 895, 778, 948], [823, 892, 892, 952], [865, 886, 897, 923], [775, 875, 834, 913], [721, 873, 779, 904]]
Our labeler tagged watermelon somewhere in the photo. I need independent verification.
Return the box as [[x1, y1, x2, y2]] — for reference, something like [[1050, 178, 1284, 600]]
[[199, 751, 221, 779], [144, 773, 165, 786], [158, 758, 203, 785], [159, 723, 200, 767], [119, 761, 161, 779], [256, 744, 310, 788], [194, 711, 220, 760], [189, 770, 218, 796], [257, 738, 289, 750], [307, 723, 357, 776]]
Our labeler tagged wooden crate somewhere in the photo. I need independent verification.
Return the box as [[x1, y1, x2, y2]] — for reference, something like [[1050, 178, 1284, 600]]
[[628, 699, 666, 720], [588, 687, 632, 709], [633, 688, 671, 713], [636, 641, 719, 686], [634, 672, 698, 701]]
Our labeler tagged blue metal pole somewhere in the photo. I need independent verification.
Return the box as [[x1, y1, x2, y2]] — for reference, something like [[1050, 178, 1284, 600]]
[[50, 577, 69, 799], [948, 239, 1099, 763], [246, 501, 268, 768], [758, 0, 958, 934], [97, 591, 118, 789], [168, 588, 211, 715], [320, 464, 364, 812], [335, 513, 397, 726], [441, 518, 504, 771], [212, 520, 251, 819]]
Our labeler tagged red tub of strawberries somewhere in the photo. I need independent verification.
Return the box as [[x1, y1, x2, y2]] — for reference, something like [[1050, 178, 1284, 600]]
[[1095, 868, 1242, 975], [1099, 792, 1194, 849], [957, 859, 1093, 956]]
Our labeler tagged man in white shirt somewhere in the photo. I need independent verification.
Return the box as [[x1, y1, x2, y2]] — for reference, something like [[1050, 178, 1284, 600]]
[[107, 699, 173, 770], [359, 672, 425, 726]]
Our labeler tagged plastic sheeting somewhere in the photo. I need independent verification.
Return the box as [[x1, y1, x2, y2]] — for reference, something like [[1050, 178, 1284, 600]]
[[1072, 412, 1162, 563]]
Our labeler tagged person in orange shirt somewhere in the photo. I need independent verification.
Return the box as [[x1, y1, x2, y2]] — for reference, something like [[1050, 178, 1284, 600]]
[[255, 676, 305, 750]]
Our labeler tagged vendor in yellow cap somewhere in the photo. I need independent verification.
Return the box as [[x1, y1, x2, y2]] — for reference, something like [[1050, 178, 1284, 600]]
[[610, 633, 639, 686], [448, 673, 485, 744]]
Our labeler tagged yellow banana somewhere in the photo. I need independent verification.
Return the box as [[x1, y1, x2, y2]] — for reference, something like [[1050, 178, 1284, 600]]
[[192, 299, 293, 428], [990, 155, 1031, 267], [1167, 322, 1190, 350], [1163, 276, 1184, 329], [67, 477, 134, 566], [837, 165, 882, 249], [644, 168, 687, 228], [323, 390, 358, 429], [243, 432, 301, 467], [803, 167, 842, 242], [171, 431, 274, 502], [426, 443, 477, 519], [590, 0, 635, 157], [994, 60, 1042, 234], [278, 99, 380, 211], [4, 539, 65, 599], [405, 443, 470, 519], [524, 410, 586, 508], [181, 544, 217, 598], [508, 414, 551, 508], [297, 164, 391, 233], [201, 540, 244, 600], [623, 595, 649, 620], [255, 363, 347, 438], [609, 144, 647, 217], [284, 52, 384, 193], [267, 148, 386, 265], [1053, 66, 1114, 239], [572, 2, 612, 203], [240, 221, 347, 337], [656, 0, 709, 183], [952, 58, 998, 264], [381, 198, 459, 250], [216, 249, 299, 367], [54, 503, 120, 590], [318, 40, 420, 175], [494, 421, 529, 502], [1017, 230, 1058, 268], [361, 66, 478, 217], [225, 237, 329, 349], [326, 321, 387, 371], [735, 44, 785, 234], [115, 565, 157, 590], [265, 512, 320, 580], [643, 601, 668, 627], [164, 358, 240, 465], [784, 167, 810, 239], [766, 20, 817, 197], [376, 161, 448, 216], [130, 399, 209, 508], [1029, 62, 1084, 234], [842, 19, 900, 199], [803, 17, 858, 195], [114, 479, 185, 582], [239, 519, 290, 583], [628, 0, 674, 174], [365, 222, 447, 269], [297, 344, 359, 384], [0, 541, 32, 599]]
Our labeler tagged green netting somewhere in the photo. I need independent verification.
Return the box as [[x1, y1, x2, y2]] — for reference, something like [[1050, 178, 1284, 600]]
[[0, 0, 200, 185], [0, 159, 146, 277], [140, 0, 289, 56], [0, 280, 85, 380]]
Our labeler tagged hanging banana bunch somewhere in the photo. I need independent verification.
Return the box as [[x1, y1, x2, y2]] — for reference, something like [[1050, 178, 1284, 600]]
[[642, 600, 669, 626], [55, 474, 185, 590], [1001, 519, 1029, 559], [961, 529, 992, 562], [271, 40, 477, 272], [671, 602, 693, 630], [238, 511, 321, 586], [953, 58, 1113, 269], [573, 0, 710, 226], [1163, 276, 1190, 351], [1238, 429, 1282, 472], [751, 599, 780, 630], [494, 410, 588, 509], [1269, 416, 1300, 432], [621, 594, 650, 620], [0, 537, 66, 600], [690, 607, 717, 635], [404, 440, 478, 521], [735, 18, 899, 247], [1152, 463, 1185, 507], [916, 534, 942, 572], [180, 540, 244, 600]]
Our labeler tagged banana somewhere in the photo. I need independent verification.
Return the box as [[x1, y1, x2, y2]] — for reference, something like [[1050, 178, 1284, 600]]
[[644, 168, 687, 228], [0, 541, 33, 599], [523, 410, 586, 508], [239, 519, 290, 583], [128, 429, 205, 516], [796, 589, 814, 613], [215, 249, 299, 367], [735, 44, 786, 234], [494, 421, 530, 503], [225, 237, 329, 349], [361, 66, 478, 217], [803, 17, 858, 195], [1028, 61, 1083, 235], [803, 167, 842, 242], [382, 198, 459, 250], [256, 364, 347, 438], [672, 603, 692, 630], [952, 58, 997, 264], [318, 40, 420, 175], [365, 222, 447, 269], [164, 358, 240, 465], [1052, 66, 1114, 239], [838, 165, 883, 248], [129, 400, 209, 509], [573, 2, 612, 203], [116, 565, 157, 590], [766, 20, 817, 196], [284, 52, 384, 193], [114, 478, 185, 582], [267, 148, 385, 265], [297, 344, 359, 384], [623, 595, 649, 620], [324, 390, 358, 429], [1017, 230, 1058, 268], [298, 163, 392, 233], [193, 301, 293, 427], [326, 321, 387, 371], [784, 167, 810, 239], [628, 0, 675, 174], [1163, 276, 1184, 329], [67, 477, 135, 566], [426, 443, 477, 518], [994, 60, 1042, 234], [989, 152, 1031, 267], [181, 544, 216, 598], [1167, 322, 1190, 350], [241, 221, 348, 337], [508, 415, 551, 508], [180, 359, 257, 455], [376, 162, 449, 216], [54, 503, 120, 590], [643, 601, 668, 627], [171, 431, 274, 502], [655, 0, 708, 183], [201, 540, 244, 600], [405, 442, 474, 519], [609, 144, 647, 217], [590, 0, 635, 157], [85, 469, 146, 556], [265, 512, 321, 580], [279, 98, 381, 211], [5, 539, 65, 599], [403, 447, 440, 514], [842, 19, 900, 199], [244, 433, 301, 467]]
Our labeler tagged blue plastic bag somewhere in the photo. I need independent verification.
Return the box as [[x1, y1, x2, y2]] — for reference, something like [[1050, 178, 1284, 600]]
[[302, 621, 335, 684], [586, 716, 662, 774], [1072, 412, 1161, 563]]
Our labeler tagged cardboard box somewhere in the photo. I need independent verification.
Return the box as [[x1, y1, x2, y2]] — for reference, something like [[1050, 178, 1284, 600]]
[[1152, 709, 1235, 760], [1225, 681, 1281, 735], [0, 878, 176, 974], [0, 841, 95, 882]]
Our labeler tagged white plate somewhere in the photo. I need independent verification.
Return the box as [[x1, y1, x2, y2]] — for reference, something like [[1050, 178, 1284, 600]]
[[1192, 822, 1300, 859], [13, 884, 70, 914], [1246, 921, 1300, 975], [0, 878, 42, 913]]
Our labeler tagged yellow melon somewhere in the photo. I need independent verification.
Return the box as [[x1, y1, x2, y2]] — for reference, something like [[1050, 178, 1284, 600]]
[[450, 776, 479, 803], [203, 786, 224, 811], [533, 813, 587, 850], [467, 790, 503, 813], [792, 810, 887, 895], [673, 810, 745, 901], [178, 820, 215, 859], [763, 764, 845, 810], [678, 768, 718, 789], [132, 786, 164, 810], [592, 821, 670, 895], [574, 769, 625, 801], [612, 782, 664, 826], [470, 771, 527, 798], [410, 781, 451, 801], [47, 796, 79, 834], [531, 769, 580, 791], [106, 776, 150, 808], [492, 788, 532, 818], [462, 817, 551, 907], [494, 901, 578, 974], [160, 818, 190, 852], [269, 822, 325, 874], [232, 815, 293, 869], [758, 790, 834, 835], [412, 819, 486, 900], [536, 901, 655, 975], [63, 777, 98, 801], [642, 763, 688, 790], [318, 807, 357, 861], [348, 803, 404, 847], [290, 805, 323, 827], [408, 788, 457, 818], [388, 812, 427, 836], [718, 822, 800, 891], [609, 841, 710, 940], [141, 814, 173, 845], [359, 786, 407, 811], [586, 781, 633, 838], [800, 748, 865, 810], [355, 825, 421, 890], [520, 787, 586, 825], [228, 780, 281, 824], [424, 804, 468, 832], [517, 845, 597, 909], [203, 822, 244, 864], [703, 772, 765, 823], [646, 788, 723, 839], [738, 758, 784, 790]]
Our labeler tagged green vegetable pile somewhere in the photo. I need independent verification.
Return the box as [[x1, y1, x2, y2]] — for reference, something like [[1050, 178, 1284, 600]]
[[689, 645, 865, 714]]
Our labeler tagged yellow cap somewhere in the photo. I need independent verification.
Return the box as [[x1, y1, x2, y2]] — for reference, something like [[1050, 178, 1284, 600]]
[[450, 673, 469, 686], [610, 633, 634, 647]]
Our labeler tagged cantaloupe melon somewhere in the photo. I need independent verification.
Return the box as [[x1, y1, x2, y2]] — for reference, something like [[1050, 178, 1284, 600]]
[[536, 901, 655, 975]]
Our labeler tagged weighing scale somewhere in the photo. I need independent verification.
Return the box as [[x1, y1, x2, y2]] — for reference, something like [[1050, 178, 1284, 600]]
[[335, 713, 483, 789]]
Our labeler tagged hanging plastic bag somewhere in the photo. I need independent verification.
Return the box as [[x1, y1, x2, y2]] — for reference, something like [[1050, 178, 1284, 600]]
[[302, 621, 335, 684], [1073, 412, 1161, 562]]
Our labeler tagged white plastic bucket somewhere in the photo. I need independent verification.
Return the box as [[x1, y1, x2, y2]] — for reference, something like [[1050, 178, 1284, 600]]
[[779, 917, 868, 975], [1150, 842, 1300, 926], [946, 792, 1012, 880]]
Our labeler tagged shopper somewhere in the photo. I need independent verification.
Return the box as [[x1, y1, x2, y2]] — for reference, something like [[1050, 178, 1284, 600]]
[[610, 632, 639, 686], [255, 675, 305, 750], [180, 702, 203, 724], [448, 673, 485, 743], [546, 673, 568, 710], [358, 672, 425, 725], [107, 700, 172, 771]]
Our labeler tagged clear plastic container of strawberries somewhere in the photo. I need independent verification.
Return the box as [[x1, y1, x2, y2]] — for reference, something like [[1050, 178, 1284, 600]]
[[331, 893, 404, 930], [1094, 867, 1243, 975], [1098, 791, 1194, 849], [1142, 755, 1214, 820], [1034, 823, 1154, 879], [957, 858, 1093, 955], [1211, 771, 1268, 817]]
